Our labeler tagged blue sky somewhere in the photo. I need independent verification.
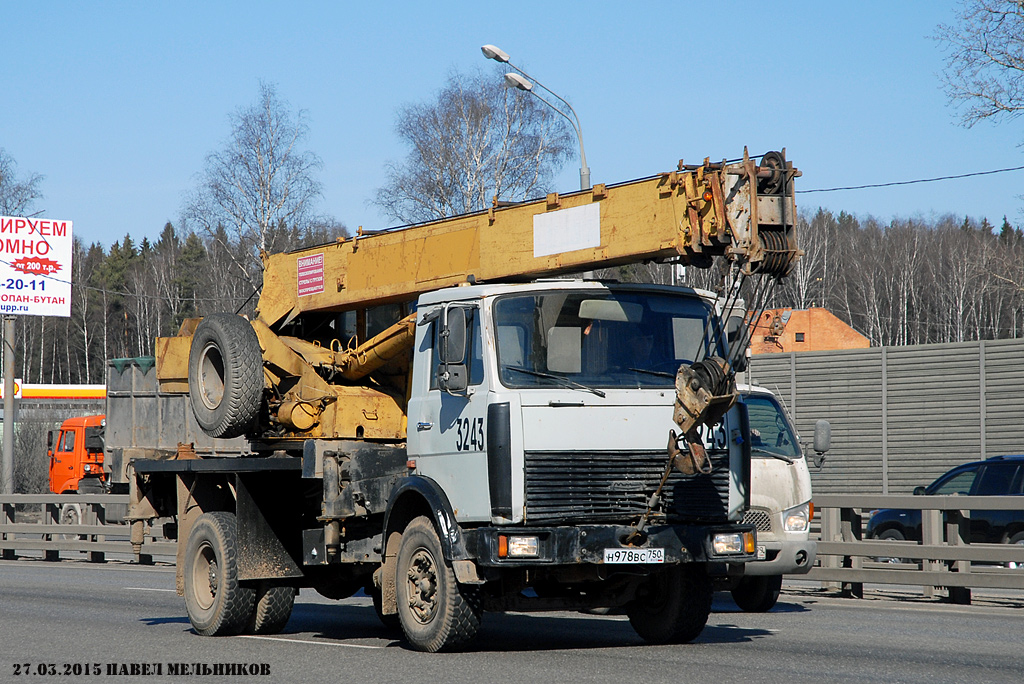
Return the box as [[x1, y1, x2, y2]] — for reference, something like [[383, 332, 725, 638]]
[[2, 2, 1022, 248]]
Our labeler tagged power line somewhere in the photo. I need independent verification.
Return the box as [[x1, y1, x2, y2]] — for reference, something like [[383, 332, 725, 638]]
[[0, 255, 252, 304], [798, 164, 1024, 194]]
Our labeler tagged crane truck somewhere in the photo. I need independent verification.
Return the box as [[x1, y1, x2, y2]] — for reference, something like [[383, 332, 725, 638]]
[[126, 149, 802, 651]]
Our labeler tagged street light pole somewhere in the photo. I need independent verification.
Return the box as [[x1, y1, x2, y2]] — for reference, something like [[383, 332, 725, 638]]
[[2, 317, 14, 494], [482, 44, 590, 191]]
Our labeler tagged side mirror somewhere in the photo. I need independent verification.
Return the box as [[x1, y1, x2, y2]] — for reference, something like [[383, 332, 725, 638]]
[[439, 306, 466, 364], [47, 430, 54, 449], [438, 306, 468, 395], [913, 486, 926, 496], [811, 419, 831, 468], [813, 420, 831, 454], [438, 363, 468, 394]]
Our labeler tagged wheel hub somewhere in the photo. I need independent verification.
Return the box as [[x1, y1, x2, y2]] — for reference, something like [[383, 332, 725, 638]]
[[208, 560, 219, 597], [190, 541, 219, 610], [198, 342, 226, 410], [406, 549, 439, 623]]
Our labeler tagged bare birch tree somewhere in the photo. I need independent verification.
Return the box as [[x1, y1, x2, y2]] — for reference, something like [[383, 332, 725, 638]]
[[374, 69, 573, 224], [936, 1, 1024, 132], [183, 82, 324, 288], [0, 148, 44, 216]]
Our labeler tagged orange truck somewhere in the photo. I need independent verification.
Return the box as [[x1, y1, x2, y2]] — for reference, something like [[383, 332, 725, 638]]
[[47, 414, 106, 526]]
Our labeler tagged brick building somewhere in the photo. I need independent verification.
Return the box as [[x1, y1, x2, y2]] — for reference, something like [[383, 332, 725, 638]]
[[748, 307, 869, 354]]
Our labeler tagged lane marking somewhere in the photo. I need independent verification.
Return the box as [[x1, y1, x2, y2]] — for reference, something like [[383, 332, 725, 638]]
[[239, 635, 383, 650], [126, 587, 176, 592]]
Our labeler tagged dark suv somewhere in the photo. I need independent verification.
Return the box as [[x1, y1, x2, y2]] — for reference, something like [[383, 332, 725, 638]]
[[866, 455, 1024, 551]]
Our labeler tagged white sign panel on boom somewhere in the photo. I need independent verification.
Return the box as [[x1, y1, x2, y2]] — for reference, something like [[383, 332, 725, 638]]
[[0, 217, 73, 318]]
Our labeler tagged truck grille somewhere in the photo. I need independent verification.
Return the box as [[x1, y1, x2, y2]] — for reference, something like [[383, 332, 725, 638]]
[[742, 509, 773, 533], [524, 450, 730, 524]]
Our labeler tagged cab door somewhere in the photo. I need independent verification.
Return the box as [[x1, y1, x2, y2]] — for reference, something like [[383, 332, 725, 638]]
[[48, 428, 79, 493], [407, 303, 492, 522]]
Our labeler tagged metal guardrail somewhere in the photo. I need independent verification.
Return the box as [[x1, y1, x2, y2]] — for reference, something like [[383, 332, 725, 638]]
[[4, 492, 1023, 603], [809, 494, 1024, 601], [0, 493, 174, 563]]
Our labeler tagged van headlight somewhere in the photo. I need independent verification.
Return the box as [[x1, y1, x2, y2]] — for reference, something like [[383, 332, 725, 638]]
[[783, 502, 811, 533]]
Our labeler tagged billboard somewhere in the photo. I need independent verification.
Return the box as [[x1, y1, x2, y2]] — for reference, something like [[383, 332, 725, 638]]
[[0, 216, 73, 318]]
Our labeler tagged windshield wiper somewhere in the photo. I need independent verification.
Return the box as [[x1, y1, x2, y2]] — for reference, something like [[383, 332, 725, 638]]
[[505, 366, 606, 398], [751, 447, 795, 464], [629, 367, 675, 379]]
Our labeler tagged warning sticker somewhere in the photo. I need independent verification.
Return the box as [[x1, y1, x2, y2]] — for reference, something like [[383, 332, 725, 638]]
[[297, 253, 325, 297]]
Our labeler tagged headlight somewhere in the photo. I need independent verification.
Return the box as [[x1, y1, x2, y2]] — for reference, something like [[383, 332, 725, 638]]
[[783, 502, 811, 533], [713, 531, 756, 555], [498, 535, 539, 558]]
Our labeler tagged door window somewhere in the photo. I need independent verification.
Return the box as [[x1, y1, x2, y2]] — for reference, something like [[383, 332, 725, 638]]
[[974, 464, 1021, 496], [929, 467, 978, 495], [60, 430, 75, 453], [744, 395, 801, 459]]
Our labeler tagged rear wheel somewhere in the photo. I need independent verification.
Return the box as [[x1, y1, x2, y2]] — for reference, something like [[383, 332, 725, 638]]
[[730, 574, 783, 612], [183, 512, 254, 636], [627, 565, 713, 644], [395, 516, 481, 652], [246, 583, 295, 635]]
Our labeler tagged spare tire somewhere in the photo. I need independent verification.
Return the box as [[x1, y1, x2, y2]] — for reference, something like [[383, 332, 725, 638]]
[[189, 313, 263, 438]]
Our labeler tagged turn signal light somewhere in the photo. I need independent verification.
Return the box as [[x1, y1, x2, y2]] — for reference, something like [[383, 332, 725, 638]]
[[702, 189, 714, 203]]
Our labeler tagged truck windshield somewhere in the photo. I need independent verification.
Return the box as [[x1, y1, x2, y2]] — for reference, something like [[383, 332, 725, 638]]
[[493, 290, 719, 390], [744, 394, 802, 460]]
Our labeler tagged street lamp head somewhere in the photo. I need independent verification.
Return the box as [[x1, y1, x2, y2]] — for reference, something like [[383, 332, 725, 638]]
[[481, 44, 510, 63], [503, 72, 533, 91]]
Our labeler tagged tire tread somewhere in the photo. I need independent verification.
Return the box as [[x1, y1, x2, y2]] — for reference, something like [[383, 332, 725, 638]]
[[189, 314, 262, 439], [247, 585, 295, 635]]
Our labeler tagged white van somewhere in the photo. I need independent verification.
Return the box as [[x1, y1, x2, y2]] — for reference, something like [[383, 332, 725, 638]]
[[728, 384, 830, 611]]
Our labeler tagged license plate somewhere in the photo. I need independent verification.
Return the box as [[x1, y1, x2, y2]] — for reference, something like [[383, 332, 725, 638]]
[[603, 547, 665, 564], [755, 545, 767, 560]]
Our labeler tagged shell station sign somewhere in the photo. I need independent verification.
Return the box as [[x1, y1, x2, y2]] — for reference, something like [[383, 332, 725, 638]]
[[0, 216, 73, 318]]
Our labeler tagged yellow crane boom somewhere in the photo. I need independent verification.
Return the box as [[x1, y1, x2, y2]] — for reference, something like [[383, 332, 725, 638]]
[[256, 149, 799, 329]]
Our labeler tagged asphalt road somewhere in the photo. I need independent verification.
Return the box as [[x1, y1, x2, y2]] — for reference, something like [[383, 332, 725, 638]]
[[1, 559, 1022, 684]]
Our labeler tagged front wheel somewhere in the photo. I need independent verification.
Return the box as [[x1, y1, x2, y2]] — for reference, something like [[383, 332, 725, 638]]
[[395, 517, 481, 652], [183, 512, 254, 636], [874, 528, 906, 564], [627, 565, 713, 644], [730, 575, 783, 612], [59, 503, 83, 540]]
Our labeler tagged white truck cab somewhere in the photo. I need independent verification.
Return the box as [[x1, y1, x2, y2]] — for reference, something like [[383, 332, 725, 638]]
[[730, 384, 829, 611], [407, 279, 751, 528]]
